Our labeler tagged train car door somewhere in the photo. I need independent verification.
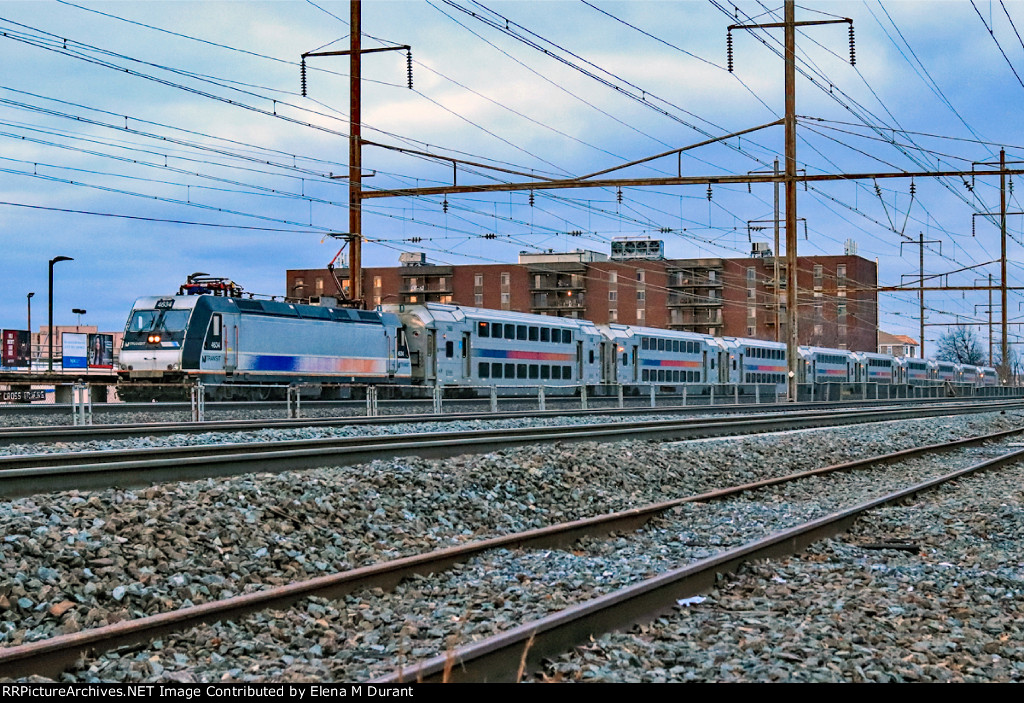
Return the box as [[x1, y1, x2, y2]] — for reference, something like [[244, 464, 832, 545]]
[[576, 340, 584, 381], [600, 340, 611, 383], [718, 350, 729, 384], [737, 349, 745, 384], [218, 314, 238, 374], [631, 345, 639, 383], [426, 331, 437, 383], [462, 331, 471, 379]]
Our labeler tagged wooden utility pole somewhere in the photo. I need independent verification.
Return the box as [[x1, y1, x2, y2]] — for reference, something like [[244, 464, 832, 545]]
[[301, 0, 410, 308], [348, 0, 363, 305], [1001, 148, 1009, 380]]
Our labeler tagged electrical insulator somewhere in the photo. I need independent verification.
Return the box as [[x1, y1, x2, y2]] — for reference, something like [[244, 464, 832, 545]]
[[874, 182, 882, 198], [442, 199, 449, 213], [963, 177, 974, 193], [1011, 177, 1015, 194], [617, 187, 623, 204], [910, 180, 916, 198], [300, 58, 307, 97], [707, 184, 713, 201], [407, 50, 413, 90], [972, 218, 976, 237], [529, 191, 535, 207], [727, 31, 734, 73], [849, 23, 856, 66]]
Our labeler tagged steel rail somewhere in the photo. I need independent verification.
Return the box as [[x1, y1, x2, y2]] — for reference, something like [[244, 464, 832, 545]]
[[2, 424, 1021, 681], [3, 401, 1024, 497], [0, 395, 1014, 444], [374, 445, 1024, 683]]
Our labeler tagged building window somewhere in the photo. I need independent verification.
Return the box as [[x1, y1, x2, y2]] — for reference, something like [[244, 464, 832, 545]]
[[747, 326, 756, 336], [315, 277, 324, 294], [501, 272, 510, 287], [837, 264, 847, 288], [501, 292, 510, 309], [814, 264, 823, 289], [609, 290, 617, 302], [609, 271, 618, 285], [747, 267, 756, 284], [438, 277, 448, 289], [637, 270, 645, 283], [475, 293, 484, 306], [374, 276, 382, 290], [747, 288, 756, 300], [475, 273, 484, 288], [636, 309, 645, 322], [609, 309, 618, 322], [535, 274, 543, 288], [748, 306, 756, 319]]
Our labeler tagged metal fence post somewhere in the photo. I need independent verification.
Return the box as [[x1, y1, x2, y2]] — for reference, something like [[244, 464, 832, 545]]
[[755, 384, 760, 405], [490, 385, 498, 413], [734, 384, 739, 405], [538, 385, 546, 412], [72, 383, 92, 426], [366, 385, 378, 417], [580, 384, 588, 410], [433, 385, 443, 415], [682, 386, 687, 406], [288, 385, 301, 419], [650, 384, 656, 408], [710, 385, 715, 406], [191, 382, 205, 423], [617, 384, 624, 409]]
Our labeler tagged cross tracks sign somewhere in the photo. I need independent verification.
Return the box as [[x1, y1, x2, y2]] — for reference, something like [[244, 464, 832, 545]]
[[1, 390, 45, 402]]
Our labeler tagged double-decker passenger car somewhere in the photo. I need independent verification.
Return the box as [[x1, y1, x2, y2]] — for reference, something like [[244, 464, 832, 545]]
[[600, 324, 717, 387], [393, 303, 603, 391], [717, 337, 788, 392], [853, 352, 896, 384], [797, 347, 855, 385]]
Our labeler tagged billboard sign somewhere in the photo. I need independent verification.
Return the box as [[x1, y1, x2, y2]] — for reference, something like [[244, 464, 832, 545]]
[[1, 330, 30, 367], [88, 333, 114, 368], [62, 332, 88, 369]]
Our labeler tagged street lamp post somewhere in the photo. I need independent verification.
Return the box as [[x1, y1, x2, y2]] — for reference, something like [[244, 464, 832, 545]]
[[48, 256, 73, 372], [26, 292, 34, 364], [72, 308, 87, 328]]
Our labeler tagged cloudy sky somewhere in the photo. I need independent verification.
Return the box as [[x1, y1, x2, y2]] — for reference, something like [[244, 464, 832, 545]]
[[1, 0, 1022, 355]]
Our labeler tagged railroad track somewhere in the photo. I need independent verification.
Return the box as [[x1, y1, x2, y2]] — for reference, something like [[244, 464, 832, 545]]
[[0, 395, 1013, 445], [4, 400, 1024, 497], [2, 423, 1022, 681]]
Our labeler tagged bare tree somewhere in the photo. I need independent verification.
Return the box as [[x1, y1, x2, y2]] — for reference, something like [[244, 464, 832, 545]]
[[993, 344, 1022, 385], [935, 326, 986, 365]]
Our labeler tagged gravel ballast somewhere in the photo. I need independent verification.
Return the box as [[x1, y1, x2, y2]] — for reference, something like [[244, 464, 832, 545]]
[[2, 410, 1023, 682]]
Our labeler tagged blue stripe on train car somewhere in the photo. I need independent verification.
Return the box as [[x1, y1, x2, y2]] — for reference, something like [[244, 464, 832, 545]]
[[251, 355, 298, 371]]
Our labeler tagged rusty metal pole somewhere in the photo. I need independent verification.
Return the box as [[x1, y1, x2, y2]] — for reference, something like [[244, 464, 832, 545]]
[[919, 230, 925, 359], [1001, 148, 1008, 381], [774, 158, 781, 342], [785, 0, 798, 400], [988, 273, 994, 365], [349, 0, 363, 307]]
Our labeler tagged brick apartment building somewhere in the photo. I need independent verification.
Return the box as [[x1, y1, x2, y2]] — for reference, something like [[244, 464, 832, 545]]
[[286, 239, 878, 351]]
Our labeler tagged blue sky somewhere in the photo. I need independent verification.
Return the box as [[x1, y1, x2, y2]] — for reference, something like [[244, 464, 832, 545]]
[[0, 0, 1022, 356]]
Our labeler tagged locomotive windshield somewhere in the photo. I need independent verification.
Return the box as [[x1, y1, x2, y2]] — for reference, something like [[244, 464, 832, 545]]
[[122, 307, 193, 349], [127, 309, 192, 333]]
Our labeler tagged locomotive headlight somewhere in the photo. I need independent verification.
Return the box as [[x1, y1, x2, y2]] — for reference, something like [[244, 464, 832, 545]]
[[147, 334, 162, 344]]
